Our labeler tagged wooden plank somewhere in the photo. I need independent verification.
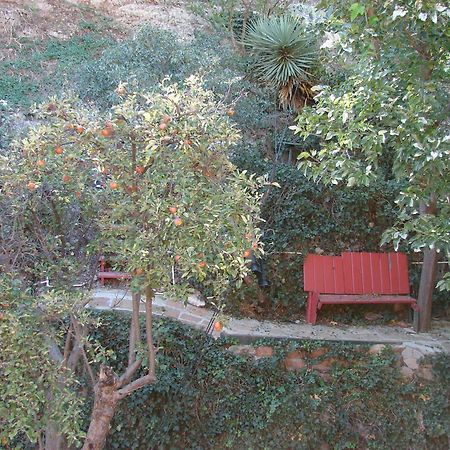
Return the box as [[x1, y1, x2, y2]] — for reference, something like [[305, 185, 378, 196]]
[[360, 252, 373, 293], [379, 253, 392, 294], [370, 253, 382, 294], [322, 256, 336, 293], [343, 253, 364, 294], [388, 252, 401, 293], [332, 256, 346, 294], [97, 271, 132, 279], [397, 252, 411, 294], [319, 294, 416, 304]]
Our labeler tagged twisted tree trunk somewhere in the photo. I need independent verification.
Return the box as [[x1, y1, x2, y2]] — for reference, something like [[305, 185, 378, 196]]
[[82, 366, 120, 450]]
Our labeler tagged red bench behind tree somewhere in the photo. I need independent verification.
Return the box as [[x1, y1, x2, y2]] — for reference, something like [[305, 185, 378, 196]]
[[303, 252, 418, 324]]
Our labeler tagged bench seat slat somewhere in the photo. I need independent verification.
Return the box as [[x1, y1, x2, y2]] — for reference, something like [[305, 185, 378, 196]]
[[98, 271, 132, 279], [319, 294, 416, 305]]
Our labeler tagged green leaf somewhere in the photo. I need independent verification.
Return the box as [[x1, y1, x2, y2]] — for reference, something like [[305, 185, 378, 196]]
[[349, 3, 365, 21]]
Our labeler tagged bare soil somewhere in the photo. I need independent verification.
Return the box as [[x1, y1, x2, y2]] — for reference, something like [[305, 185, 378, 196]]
[[0, 0, 208, 46]]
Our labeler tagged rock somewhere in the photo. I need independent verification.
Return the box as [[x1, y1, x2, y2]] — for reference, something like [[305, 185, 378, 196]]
[[286, 350, 306, 359], [312, 357, 337, 372], [368, 344, 386, 355], [227, 345, 255, 357], [401, 347, 424, 369], [284, 357, 306, 371], [187, 291, 205, 307], [254, 346, 273, 358], [284, 350, 307, 371], [310, 347, 328, 359], [365, 312, 383, 321], [400, 366, 414, 379], [403, 357, 420, 370], [417, 367, 434, 382]]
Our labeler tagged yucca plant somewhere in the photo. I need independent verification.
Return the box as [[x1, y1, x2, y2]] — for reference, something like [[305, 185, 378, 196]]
[[243, 15, 317, 110]]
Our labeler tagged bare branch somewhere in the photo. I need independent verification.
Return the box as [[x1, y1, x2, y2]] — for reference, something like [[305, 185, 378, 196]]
[[118, 359, 142, 388], [145, 286, 156, 378], [128, 292, 141, 366], [70, 316, 96, 385], [116, 374, 156, 400]]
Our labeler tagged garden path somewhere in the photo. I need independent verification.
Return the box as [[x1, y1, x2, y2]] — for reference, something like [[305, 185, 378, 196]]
[[91, 288, 450, 354]]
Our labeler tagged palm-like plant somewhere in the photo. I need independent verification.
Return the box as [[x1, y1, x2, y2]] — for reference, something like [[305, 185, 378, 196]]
[[244, 15, 317, 110]]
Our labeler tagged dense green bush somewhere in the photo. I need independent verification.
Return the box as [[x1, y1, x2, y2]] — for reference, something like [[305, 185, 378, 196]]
[[90, 312, 449, 449]]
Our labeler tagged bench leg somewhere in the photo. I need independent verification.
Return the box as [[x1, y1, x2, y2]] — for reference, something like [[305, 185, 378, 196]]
[[306, 292, 319, 325]]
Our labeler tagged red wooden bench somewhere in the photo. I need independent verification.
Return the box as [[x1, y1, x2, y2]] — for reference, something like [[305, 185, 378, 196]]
[[303, 252, 418, 324], [98, 257, 132, 285]]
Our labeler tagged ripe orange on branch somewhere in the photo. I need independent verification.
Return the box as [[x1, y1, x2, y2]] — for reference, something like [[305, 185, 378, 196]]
[[109, 181, 119, 190], [168, 206, 177, 214], [174, 217, 183, 226], [55, 146, 64, 155], [213, 321, 223, 332], [135, 166, 145, 175], [27, 181, 37, 191], [37, 159, 45, 167], [101, 126, 114, 138]]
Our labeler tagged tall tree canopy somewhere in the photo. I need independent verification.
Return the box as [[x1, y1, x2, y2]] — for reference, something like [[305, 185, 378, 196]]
[[292, 0, 449, 330]]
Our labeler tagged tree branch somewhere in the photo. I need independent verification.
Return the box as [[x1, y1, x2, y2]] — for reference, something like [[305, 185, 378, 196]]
[[118, 359, 142, 388], [128, 292, 141, 366], [116, 374, 156, 400], [145, 286, 156, 378]]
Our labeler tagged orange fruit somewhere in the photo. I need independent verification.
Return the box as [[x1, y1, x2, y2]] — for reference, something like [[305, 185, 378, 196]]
[[135, 166, 145, 175], [76, 125, 84, 134], [55, 146, 63, 155], [75, 191, 82, 198], [252, 242, 258, 250], [62, 174, 71, 183], [174, 217, 183, 227], [27, 181, 37, 191], [213, 321, 223, 332], [183, 139, 192, 147], [159, 122, 167, 131], [198, 261, 207, 268], [227, 108, 235, 117], [243, 249, 252, 258], [101, 127, 113, 137], [168, 206, 177, 214], [109, 181, 119, 190], [37, 159, 45, 167], [135, 268, 144, 276], [174, 255, 181, 262]]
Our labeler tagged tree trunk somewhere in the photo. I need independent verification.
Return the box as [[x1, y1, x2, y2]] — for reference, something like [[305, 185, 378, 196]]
[[414, 197, 438, 332], [82, 366, 120, 450], [414, 246, 438, 332], [45, 422, 67, 450]]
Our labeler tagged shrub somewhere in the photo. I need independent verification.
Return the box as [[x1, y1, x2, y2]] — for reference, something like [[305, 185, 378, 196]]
[[88, 311, 449, 450]]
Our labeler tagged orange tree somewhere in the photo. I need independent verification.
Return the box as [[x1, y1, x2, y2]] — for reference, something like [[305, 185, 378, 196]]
[[0, 77, 261, 450]]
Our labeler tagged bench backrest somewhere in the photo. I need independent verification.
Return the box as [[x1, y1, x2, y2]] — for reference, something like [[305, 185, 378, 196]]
[[304, 252, 410, 295]]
